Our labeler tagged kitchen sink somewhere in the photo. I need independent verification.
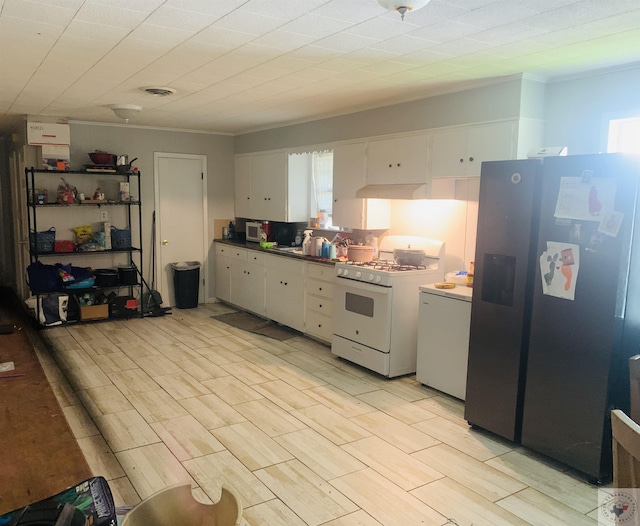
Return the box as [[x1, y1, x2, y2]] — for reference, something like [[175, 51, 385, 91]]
[[274, 246, 304, 255]]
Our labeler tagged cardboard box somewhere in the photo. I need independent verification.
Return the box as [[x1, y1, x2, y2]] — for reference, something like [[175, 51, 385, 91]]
[[103, 221, 112, 250], [79, 304, 109, 321]]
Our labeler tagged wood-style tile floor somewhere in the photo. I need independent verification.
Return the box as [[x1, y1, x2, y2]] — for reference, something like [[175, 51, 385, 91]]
[[36, 303, 602, 525]]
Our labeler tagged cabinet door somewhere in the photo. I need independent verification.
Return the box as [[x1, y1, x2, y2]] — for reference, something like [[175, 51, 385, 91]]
[[265, 255, 305, 331], [333, 143, 366, 229], [214, 254, 231, 302], [465, 121, 516, 175], [230, 260, 265, 315], [234, 156, 251, 218], [366, 138, 397, 185], [394, 134, 429, 184], [430, 128, 468, 178], [333, 142, 391, 230], [251, 152, 287, 220]]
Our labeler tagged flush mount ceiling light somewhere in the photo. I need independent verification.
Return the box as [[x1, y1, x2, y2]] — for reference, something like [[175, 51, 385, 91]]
[[109, 104, 142, 123], [141, 86, 176, 96], [377, 0, 431, 20]]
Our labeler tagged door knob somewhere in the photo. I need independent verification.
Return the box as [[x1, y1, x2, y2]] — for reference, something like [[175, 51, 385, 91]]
[[162, 240, 169, 245]]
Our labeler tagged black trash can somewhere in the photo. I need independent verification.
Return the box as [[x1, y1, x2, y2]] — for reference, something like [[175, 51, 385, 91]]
[[171, 261, 201, 309]]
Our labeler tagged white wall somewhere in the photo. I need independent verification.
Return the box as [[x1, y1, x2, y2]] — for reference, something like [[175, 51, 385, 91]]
[[544, 64, 640, 154], [68, 123, 235, 301], [235, 77, 527, 154], [388, 177, 480, 273]]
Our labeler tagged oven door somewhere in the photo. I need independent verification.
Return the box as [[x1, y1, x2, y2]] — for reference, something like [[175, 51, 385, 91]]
[[333, 277, 393, 352]]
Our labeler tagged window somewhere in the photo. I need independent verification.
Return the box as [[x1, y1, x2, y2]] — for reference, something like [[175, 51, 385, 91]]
[[311, 150, 334, 228], [290, 149, 335, 229], [608, 117, 640, 154]]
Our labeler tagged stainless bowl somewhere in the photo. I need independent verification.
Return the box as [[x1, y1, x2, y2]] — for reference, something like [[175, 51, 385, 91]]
[[393, 249, 425, 266]]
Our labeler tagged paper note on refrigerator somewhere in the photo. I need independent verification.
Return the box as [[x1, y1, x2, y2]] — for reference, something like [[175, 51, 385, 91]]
[[554, 176, 616, 221], [540, 241, 580, 300]]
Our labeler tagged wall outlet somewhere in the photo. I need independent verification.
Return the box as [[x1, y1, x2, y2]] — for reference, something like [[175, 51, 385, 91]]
[[100, 210, 108, 221]]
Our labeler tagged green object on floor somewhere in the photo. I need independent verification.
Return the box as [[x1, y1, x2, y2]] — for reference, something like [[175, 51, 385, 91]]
[[212, 311, 300, 341]]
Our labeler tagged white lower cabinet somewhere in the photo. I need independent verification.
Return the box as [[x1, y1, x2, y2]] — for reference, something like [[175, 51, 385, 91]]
[[215, 243, 265, 316], [214, 244, 232, 302], [304, 262, 334, 343], [231, 251, 266, 316], [216, 245, 336, 340], [265, 254, 305, 332]]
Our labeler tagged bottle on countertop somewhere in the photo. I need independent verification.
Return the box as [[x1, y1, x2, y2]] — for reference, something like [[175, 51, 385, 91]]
[[467, 261, 474, 288], [302, 230, 313, 255], [322, 241, 330, 259], [313, 237, 324, 257], [365, 232, 378, 259], [228, 221, 235, 240], [294, 230, 302, 246]]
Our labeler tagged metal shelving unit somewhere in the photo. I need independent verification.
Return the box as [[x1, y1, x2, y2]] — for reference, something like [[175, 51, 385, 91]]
[[25, 167, 143, 324]]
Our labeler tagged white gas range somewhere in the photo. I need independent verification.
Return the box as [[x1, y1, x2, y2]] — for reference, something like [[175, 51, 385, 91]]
[[332, 236, 445, 378]]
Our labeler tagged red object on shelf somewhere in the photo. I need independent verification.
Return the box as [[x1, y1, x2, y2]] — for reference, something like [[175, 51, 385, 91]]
[[54, 240, 75, 253]]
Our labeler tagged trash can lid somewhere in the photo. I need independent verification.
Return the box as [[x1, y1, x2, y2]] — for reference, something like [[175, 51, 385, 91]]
[[171, 261, 201, 270]]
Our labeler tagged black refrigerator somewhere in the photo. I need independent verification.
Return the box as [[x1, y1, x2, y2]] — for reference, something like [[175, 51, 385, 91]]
[[465, 153, 640, 482]]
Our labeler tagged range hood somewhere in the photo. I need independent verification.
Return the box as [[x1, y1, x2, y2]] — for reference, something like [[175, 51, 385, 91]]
[[355, 183, 430, 200]]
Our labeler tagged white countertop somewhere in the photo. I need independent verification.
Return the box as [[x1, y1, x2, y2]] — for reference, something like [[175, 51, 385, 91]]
[[419, 283, 473, 301]]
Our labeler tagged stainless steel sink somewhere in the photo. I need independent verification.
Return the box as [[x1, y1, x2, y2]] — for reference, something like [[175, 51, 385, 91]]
[[275, 247, 304, 255]]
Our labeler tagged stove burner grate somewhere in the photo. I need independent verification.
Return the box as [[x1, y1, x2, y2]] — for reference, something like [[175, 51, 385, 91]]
[[343, 260, 427, 272]]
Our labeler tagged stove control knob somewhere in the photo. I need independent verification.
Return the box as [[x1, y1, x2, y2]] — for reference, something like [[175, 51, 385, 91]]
[[375, 275, 382, 283], [355, 271, 362, 279], [336, 267, 344, 276], [367, 273, 375, 281]]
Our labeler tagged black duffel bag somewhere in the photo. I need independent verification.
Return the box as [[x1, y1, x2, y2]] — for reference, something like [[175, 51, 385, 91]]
[[27, 261, 63, 292]]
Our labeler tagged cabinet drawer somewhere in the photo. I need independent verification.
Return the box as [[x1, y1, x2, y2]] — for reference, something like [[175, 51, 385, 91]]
[[247, 251, 265, 265], [306, 278, 333, 299], [216, 244, 247, 261], [306, 294, 333, 317], [266, 253, 304, 274], [306, 262, 335, 282], [305, 310, 333, 343]]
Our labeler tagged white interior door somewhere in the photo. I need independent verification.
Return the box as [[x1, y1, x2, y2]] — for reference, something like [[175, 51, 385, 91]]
[[154, 153, 207, 307]]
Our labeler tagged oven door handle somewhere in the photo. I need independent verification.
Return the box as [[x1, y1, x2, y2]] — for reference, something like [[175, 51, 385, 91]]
[[335, 276, 392, 294]]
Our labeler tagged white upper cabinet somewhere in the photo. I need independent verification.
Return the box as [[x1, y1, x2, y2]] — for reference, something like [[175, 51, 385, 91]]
[[430, 121, 516, 178], [333, 142, 390, 230], [250, 152, 287, 220], [366, 134, 429, 185], [234, 155, 251, 218], [234, 152, 307, 221]]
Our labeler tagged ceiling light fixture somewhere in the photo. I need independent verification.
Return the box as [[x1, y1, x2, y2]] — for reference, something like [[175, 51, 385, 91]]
[[109, 104, 142, 123], [377, 0, 431, 20]]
